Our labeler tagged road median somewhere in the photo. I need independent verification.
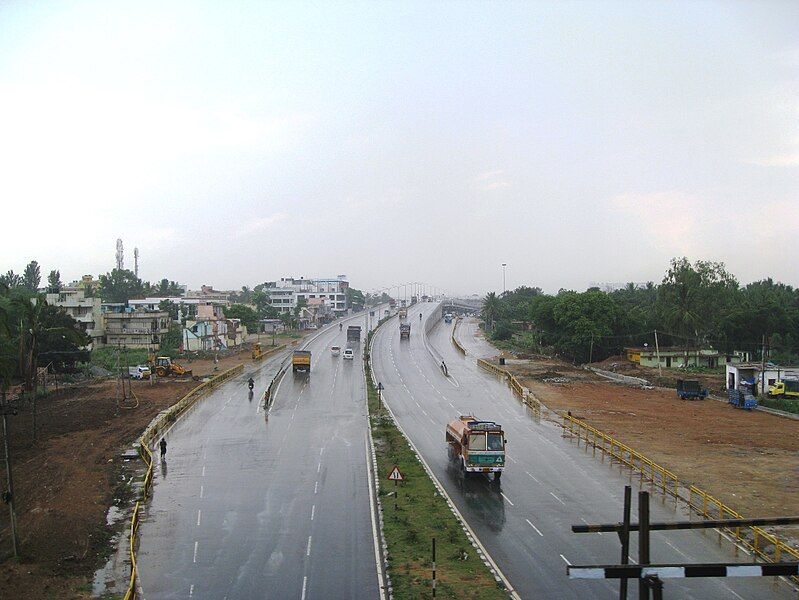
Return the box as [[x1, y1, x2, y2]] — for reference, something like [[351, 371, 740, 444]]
[[365, 321, 511, 599]]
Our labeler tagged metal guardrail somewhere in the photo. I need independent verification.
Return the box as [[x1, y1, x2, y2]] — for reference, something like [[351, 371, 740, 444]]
[[451, 318, 466, 356], [476, 358, 541, 411], [123, 363, 244, 600], [562, 413, 799, 580]]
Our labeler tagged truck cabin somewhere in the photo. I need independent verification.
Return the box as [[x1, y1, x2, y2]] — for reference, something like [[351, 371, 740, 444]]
[[463, 422, 505, 452]]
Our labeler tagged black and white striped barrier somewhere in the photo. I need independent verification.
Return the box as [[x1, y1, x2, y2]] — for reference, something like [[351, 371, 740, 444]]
[[568, 562, 799, 579]]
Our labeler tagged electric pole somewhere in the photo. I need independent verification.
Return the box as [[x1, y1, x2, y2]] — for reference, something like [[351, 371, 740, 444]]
[[1, 388, 19, 558]]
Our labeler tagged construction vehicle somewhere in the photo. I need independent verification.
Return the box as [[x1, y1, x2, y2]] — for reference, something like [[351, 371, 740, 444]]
[[292, 350, 311, 374], [676, 379, 708, 400], [149, 356, 192, 377], [446, 415, 506, 480], [728, 388, 758, 410], [398, 307, 407, 319], [252, 342, 264, 360], [400, 323, 411, 340], [347, 325, 362, 343], [768, 380, 799, 399]]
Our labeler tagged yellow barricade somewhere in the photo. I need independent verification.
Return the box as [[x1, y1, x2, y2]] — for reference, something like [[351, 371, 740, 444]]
[[562, 413, 799, 577], [451, 318, 467, 356], [123, 363, 244, 599]]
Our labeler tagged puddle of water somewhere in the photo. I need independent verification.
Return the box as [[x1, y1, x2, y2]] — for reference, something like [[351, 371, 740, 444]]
[[106, 504, 124, 527]]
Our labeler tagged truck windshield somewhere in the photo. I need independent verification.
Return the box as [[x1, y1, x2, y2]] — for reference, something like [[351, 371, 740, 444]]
[[487, 433, 504, 451], [468, 434, 487, 450]]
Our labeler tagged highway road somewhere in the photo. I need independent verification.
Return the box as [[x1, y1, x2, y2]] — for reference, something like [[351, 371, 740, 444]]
[[137, 315, 381, 600], [371, 303, 796, 599]]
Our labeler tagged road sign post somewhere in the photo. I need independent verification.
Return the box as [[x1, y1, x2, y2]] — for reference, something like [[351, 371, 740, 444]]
[[377, 382, 384, 410], [387, 465, 404, 512]]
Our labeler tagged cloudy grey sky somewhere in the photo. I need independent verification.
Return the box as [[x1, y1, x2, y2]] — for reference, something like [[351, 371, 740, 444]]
[[1, 1, 797, 295]]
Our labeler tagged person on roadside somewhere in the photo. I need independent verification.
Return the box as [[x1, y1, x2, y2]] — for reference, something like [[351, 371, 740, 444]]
[[159, 437, 167, 460]]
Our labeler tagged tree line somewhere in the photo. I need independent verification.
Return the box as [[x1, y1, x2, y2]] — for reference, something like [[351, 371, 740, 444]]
[[482, 257, 799, 366]]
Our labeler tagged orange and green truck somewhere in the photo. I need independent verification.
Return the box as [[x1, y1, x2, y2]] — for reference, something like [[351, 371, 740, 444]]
[[446, 415, 506, 480]]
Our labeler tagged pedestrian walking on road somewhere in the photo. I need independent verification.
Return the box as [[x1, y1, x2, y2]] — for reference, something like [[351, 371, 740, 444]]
[[159, 437, 167, 460]]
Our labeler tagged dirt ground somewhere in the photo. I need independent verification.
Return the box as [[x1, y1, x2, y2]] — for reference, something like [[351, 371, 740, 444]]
[[0, 343, 275, 599], [501, 357, 799, 547]]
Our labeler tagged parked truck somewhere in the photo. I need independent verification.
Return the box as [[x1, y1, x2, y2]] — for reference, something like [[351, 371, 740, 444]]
[[676, 379, 708, 400], [347, 325, 362, 343], [400, 323, 411, 340], [128, 365, 151, 379], [398, 307, 407, 319], [445, 415, 506, 480], [292, 350, 311, 374], [768, 380, 799, 399], [728, 388, 758, 410]]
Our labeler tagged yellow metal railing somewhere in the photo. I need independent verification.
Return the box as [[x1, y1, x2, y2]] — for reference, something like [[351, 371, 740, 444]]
[[562, 413, 799, 576], [476, 359, 542, 411], [122, 363, 244, 599], [451, 318, 467, 356]]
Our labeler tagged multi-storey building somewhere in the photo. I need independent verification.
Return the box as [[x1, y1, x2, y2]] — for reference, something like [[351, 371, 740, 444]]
[[45, 289, 104, 347], [103, 306, 171, 348], [264, 276, 349, 316]]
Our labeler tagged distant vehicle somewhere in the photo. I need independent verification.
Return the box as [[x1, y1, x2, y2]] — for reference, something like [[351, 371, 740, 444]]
[[306, 323, 318, 330], [446, 416, 505, 480], [400, 323, 411, 340], [331, 346, 341, 357], [292, 350, 311, 374], [444, 313, 453, 324], [343, 348, 354, 360], [128, 365, 151, 379], [768, 380, 799, 399], [149, 356, 192, 377], [676, 379, 708, 400], [398, 308, 407, 320], [728, 388, 758, 410], [347, 325, 362, 342]]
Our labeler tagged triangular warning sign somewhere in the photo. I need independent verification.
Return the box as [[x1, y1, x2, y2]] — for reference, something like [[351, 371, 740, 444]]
[[387, 465, 404, 481]]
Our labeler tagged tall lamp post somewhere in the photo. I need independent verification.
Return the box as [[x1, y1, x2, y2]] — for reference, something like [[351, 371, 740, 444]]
[[501, 263, 507, 295]]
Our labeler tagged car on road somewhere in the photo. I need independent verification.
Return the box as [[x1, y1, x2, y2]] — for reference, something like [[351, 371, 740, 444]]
[[343, 348, 354, 360], [331, 346, 341, 356]]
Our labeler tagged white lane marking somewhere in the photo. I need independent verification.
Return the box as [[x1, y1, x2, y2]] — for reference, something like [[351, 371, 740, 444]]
[[500, 492, 515, 506], [311, 505, 315, 521], [320, 447, 325, 456], [199, 485, 204, 499], [560, 553, 571, 566], [189, 584, 194, 596], [314, 481, 318, 494], [526, 471, 540, 483], [526, 519, 544, 537], [580, 517, 602, 535], [421, 408, 428, 416], [196, 509, 202, 527], [507, 456, 517, 464], [193, 541, 198, 563], [301, 576, 308, 600], [550, 491, 565, 505], [317, 461, 322, 474], [306, 535, 312, 556], [201, 465, 206, 477]]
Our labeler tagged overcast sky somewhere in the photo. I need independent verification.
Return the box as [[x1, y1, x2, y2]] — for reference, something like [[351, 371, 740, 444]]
[[1, 1, 797, 295]]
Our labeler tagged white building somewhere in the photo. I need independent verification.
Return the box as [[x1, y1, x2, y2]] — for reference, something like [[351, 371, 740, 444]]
[[264, 276, 349, 316], [725, 362, 799, 395], [45, 289, 104, 347]]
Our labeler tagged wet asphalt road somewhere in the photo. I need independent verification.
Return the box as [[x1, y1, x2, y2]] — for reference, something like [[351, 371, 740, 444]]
[[371, 303, 796, 599], [137, 316, 380, 600]]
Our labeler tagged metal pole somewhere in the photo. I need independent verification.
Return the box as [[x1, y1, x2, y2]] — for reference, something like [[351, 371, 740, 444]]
[[654, 330, 662, 378], [638, 491, 650, 600], [2, 396, 19, 558], [619, 485, 631, 600], [432, 536, 437, 597]]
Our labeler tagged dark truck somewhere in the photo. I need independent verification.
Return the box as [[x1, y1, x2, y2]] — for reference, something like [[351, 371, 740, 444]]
[[347, 325, 362, 343], [400, 323, 411, 340], [676, 379, 708, 400]]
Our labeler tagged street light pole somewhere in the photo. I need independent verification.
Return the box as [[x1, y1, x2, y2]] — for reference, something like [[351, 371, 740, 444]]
[[501, 263, 507, 295]]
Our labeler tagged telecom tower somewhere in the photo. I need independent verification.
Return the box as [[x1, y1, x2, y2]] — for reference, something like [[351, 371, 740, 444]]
[[134, 247, 139, 278], [116, 239, 124, 270]]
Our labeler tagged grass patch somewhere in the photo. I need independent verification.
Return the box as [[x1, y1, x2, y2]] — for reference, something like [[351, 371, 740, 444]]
[[760, 396, 799, 415], [90, 347, 153, 371], [365, 332, 507, 600]]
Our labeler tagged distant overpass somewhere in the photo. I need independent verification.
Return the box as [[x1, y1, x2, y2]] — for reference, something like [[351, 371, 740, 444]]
[[440, 297, 483, 315]]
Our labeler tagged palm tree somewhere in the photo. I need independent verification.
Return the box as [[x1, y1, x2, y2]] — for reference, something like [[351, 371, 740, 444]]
[[482, 292, 502, 332]]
